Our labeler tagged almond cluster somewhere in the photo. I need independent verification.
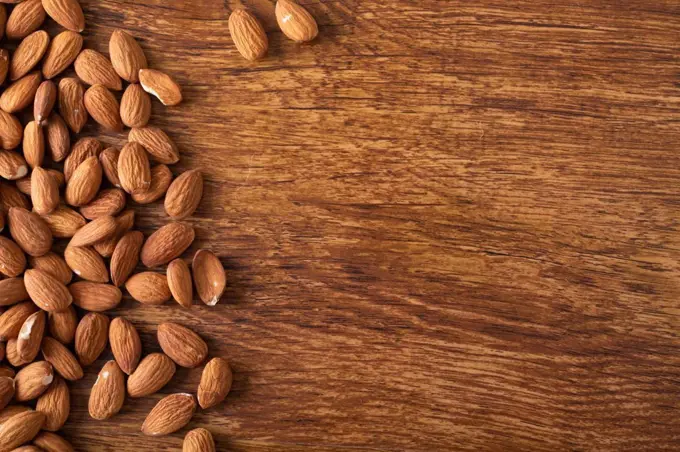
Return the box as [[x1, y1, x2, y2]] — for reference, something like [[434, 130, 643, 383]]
[[0, 0, 231, 450]]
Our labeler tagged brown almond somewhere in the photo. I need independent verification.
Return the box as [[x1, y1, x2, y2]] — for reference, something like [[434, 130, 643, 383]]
[[0, 49, 8, 86], [183, 428, 216, 452], [193, 249, 226, 306], [118, 142, 150, 195], [0, 279, 29, 307], [33, 80, 57, 125], [131, 164, 172, 205], [83, 84, 122, 131], [40, 205, 86, 238], [42, 0, 84, 32], [0, 406, 31, 426], [29, 252, 71, 285], [41, 337, 83, 381], [8, 207, 52, 256], [139, 69, 182, 106], [0, 71, 42, 113], [6, 0, 46, 40], [141, 222, 194, 268], [69, 281, 122, 312], [35, 376, 69, 432], [31, 167, 58, 215], [74, 49, 121, 90], [157, 322, 208, 368], [0, 150, 28, 179], [64, 246, 108, 282], [33, 431, 75, 452], [128, 126, 179, 164], [197, 357, 233, 409], [10, 30, 49, 81], [120, 83, 151, 128], [165, 169, 203, 219], [141, 393, 196, 436], [92, 209, 134, 257], [24, 268, 72, 312], [47, 305, 77, 345], [0, 409, 45, 450], [109, 317, 141, 375], [109, 230, 143, 287], [127, 353, 175, 398], [126, 272, 171, 305], [58, 77, 87, 133], [88, 360, 124, 420], [69, 215, 116, 247], [0, 377, 14, 412], [0, 367, 16, 379], [167, 258, 192, 308], [229, 9, 268, 61], [42, 30, 83, 79], [109, 30, 147, 83], [79, 188, 125, 220], [0, 110, 23, 150], [74, 312, 109, 366], [0, 236, 26, 277], [63, 137, 102, 181], [16, 310, 45, 362], [65, 156, 102, 206], [22, 120, 44, 168], [275, 0, 318, 42], [0, 181, 30, 212], [16, 168, 63, 196], [99, 147, 121, 188], [44, 113, 70, 162], [14, 361, 53, 401], [5, 338, 26, 367]]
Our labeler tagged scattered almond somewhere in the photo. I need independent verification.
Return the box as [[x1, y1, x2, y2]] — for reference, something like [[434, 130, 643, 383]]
[[42, 0, 85, 32], [127, 353, 175, 398], [131, 164, 172, 204], [92, 209, 134, 257], [24, 268, 72, 312], [68, 214, 116, 247], [0, 409, 45, 450], [6, 0, 46, 40], [63, 137, 102, 181], [139, 69, 182, 106], [64, 246, 109, 282], [10, 30, 50, 80], [0, 279, 29, 308], [35, 375, 69, 431], [33, 80, 57, 125], [41, 337, 83, 381], [14, 360, 53, 401], [120, 83, 151, 128], [0, 376, 14, 411], [109, 317, 142, 375], [65, 156, 102, 206], [109, 230, 143, 287], [88, 360, 125, 420], [8, 207, 52, 256], [141, 393, 196, 436], [99, 147, 121, 187], [33, 431, 75, 452], [31, 166, 59, 215], [0, 110, 23, 150], [22, 120, 44, 168], [141, 222, 195, 268], [17, 168, 62, 196], [229, 9, 268, 61], [0, 302, 38, 341], [0, 236, 26, 277], [157, 322, 208, 368], [58, 77, 87, 133], [128, 126, 179, 164], [197, 357, 233, 409], [193, 249, 226, 306], [5, 338, 26, 367], [0, 71, 42, 113], [44, 113, 70, 162], [0, 150, 28, 179], [47, 305, 77, 345], [79, 188, 126, 220], [84, 84, 123, 131], [42, 30, 83, 79], [0, 50, 7, 86], [40, 205, 86, 238], [118, 141, 151, 194], [109, 30, 147, 83], [167, 258, 193, 308], [165, 169, 203, 219], [75, 312, 109, 366], [275, 0, 319, 42], [126, 272, 171, 305], [183, 428, 216, 452], [16, 310, 45, 362], [29, 252, 72, 285], [69, 281, 122, 312], [74, 49, 122, 90]]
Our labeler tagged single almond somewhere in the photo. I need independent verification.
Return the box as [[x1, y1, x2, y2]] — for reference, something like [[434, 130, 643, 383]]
[[193, 249, 226, 306], [0, 409, 45, 450], [109, 30, 147, 83], [65, 156, 102, 206], [109, 317, 142, 375], [10, 30, 49, 81], [127, 353, 175, 398], [45, 113, 70, 162], [33, 80, 57, 125], [0, 49, 8, 86], [197, 357, 233, 409], [139, 69, 182, 106], [0, 150, 28, 179], [120, 83, 151, 128], [131, 164, 172, 204], [29, 252, 72, 285], [0, 278, 29, 307], [6, 0, 46, 40], [63, 137, 102, 181], [58, 77, 87, 133], [40, 205, 86, 238], [42, 30, 83, 79], [74, 312, 109, 366], [141, 222, 195, 268], [165, 169, 203, 219], [141, 393, 196, 436], [16, 167, 63, 196], [8, 207, 52, 256], [64, 246, 108, 282], [16, 310, 45, 362], [31, 166, 59, 215], [229, 9, 268, 61], [41, 337, 83, 381], [24, 268, 72, 312], [157, 322, 208, 368], [33, 432, 75, 452], [0, 236, 26, 277], [14, 361, 53, 401], [0, 110, 23, 150], [74, 49, 122, 90], [167, 258, 192, 308], [47, 305, 77, 345], [0, 377, 14, 412], [42, 0, 84, 32], [22, 120, 44, 168], [275, 0, 318, 42], [35, 376, 69, 432], [79, 188, 125, 220], [128, 126, 179, 164], [93, 209, 134, 257], [183, 428, 216, 452], [84, 84, 123, 131], [88, 360, 125, 420], [99, 147, 121, 188], [69, 281, 122, 312], [5, 337, 26, 367], [126, 272, 171, 305], [0, 71, 42, 113], [69, 215, 117, 247], [0, 179, 30, 210], [118, 141, 151, 195], [110, 230, 143, 287]]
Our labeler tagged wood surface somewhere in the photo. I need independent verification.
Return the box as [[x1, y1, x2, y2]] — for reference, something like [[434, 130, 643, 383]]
[[13, 0, 680, 450]]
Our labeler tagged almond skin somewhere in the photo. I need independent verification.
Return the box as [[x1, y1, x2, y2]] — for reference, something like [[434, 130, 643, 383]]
[[92, 209, 134, 257], [99, 147, 121, 188], [33, 80, 57, 125], [157, 322, 208, 368], [0, 409, 45, 450], [22, 120, 44, 168], [45, 113, 70, 162], [0, 236, 26, 277], [74, 49, 122, 91], [109, 317, 142, 375], [0, 377, 14, 412], [275, 0, 318, 42], [42, 0, 85, 32], [109, 30, 147, 83], [64, 246, 108, 282], [118, 142, 151, 195], [110, 230, 143, 287], [192, 249, 226, 306], [0, 182, 30, 212], [0, 150, 28, 179], [10, 30, 49, 81], [29, 252, 72, 285], [0, 71, 42, 113], [42, 30, 83, 79], [35, 375, 69, 431], [197, 357, 233, 409], [8, 207, 52, 256], [84, 84, 123, 131], [69, 282, 122, 312], [120, 83, 151, 128], [40, 205, 86, 238], [6, 0, 46, 40], [5, 338, 26, 367], [74, 312, 109, 366], [128, 127, 179, 164], [167, 258, 193, 308], [58, 77, 87, 133], [141, 222, 195, 268], [63, 137, 102, 182], [31, 166, 59, 215], [41, 337, 83, 381], [229, 9, 268, 61], [14, 361, 53, 401], [131, 164, 172, 204], [79, 188, 125, 220], [0, 367, 16, 379], [24, 268, 72, 312], [69, 215, 117, 247], [183, 428, 216, 452], [47, 305, 77, 345], [16, 167, 63, 196], [165, 170, 203, 219], [65, 156, 102, 207], [0, 110, 23, 150], [127, 353, 175, 398], [139, 69, 182, 106], [141, 393, 196, 436], [0, 49, 8, 86], [126, 272, 171, 305], [16, 310, 45, 362], [88, 360, 125, 420], [33, 432, 75, 452], [0, 280, 30, 308]]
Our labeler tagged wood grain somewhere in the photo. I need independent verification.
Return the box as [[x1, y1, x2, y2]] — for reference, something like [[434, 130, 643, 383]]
[[9, 0, 680, 450]]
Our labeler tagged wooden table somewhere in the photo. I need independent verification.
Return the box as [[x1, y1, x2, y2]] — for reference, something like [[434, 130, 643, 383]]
[[57, 0, 680, 450]]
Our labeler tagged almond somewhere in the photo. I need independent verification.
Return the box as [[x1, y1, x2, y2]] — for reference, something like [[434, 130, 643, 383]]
[[24, 268, 72, 312], [88, 360, 124, 421], [197, 357, 232, 409], [84, 84, 123, 131], [35, 375, 69, 431], [0, 377, 14, 411], [63, 137, 102, 181], [0, 150, 28, 179], [0, 71, 42, 113], [29, 252, 72, 285], [0, 279, 29, 307], [22, 120, 44, 168], [109, 317, 141, 375], [126, 272, 171, 305], [167, 258, 192, 308], [5, 338, 26, 367], [6, 0, 46, 40], [127, 353, 175, 398], [47, 305, 77, 345], [0, 110, 23, 150], [74, 312, 109, 366], [183, 428, 216, 452], [0, 50, 8, 86], [65, 156, 102, 206], [40, 205, 86, 238], [69, 281, 122, 312], [41, 337, 83, 381], [74, 49, 121, 90], [10, 30, 49, 81], [109, 30, 147, 83], [141, 222, 195, 268], [58, 77, 87, 133], [109, 230, 143, 287], [165, 169, 203, 219], [33, 80, 57, 125], [64, 246, 108, 282], [44, 113, 70, 162], [31, 166, 58, 215], [275, 0, 318, 42], [42, 30, 83, 79], [16, 168, 63, 196], [16, 310, 45, 362], [141, 393, 196, 436], [0, 409, 45, 450], [120, 83, 151, 128], [0, 181, 30, 212], [8, 207, 52, 256], [139, 69, 182, 106], [118, 142, 151, 194], [0, 236, 26, 277], [33, 431, 75, 452], [229, 9, 268, 61], [92, 209, 134, 257], [0, 405, 32, 427], [42, 0, 84, 32], [99, 147, 121, 187], [79, 188, 125, 220], [0, 367, 16, 379], [14, 361, 53, 401], [157, 322, 208, 368], [68, 215, 116, 247], [128, 126, 180, 164], [131, 164, 172, 204], [193, 250, 226, 306]]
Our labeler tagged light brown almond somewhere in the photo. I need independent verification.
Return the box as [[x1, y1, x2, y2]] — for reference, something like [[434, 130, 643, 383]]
[[14, 361, 53, 401], [197, 357, 233, 409], [92, 209, 134, 257], [22, 120, 44, 168], [275, 0, 318, 42], [5, 338, 26, 367], [35, 375, 69, 432], [165, 169, 203, 219], [0, 110, 22, 150], [139, 69, 182, 106], [0, 409, 45, 450], [33, 80, 57, 125], [29, 252, 71, 285], [120, 83, 151, 128], [74, 312, 109, 366], [109, 30, 147, 83], [83, 84, 122, 131], [40, 205, 86, 238], [126, 272, 171, 305], [99, 147, 121, 187], [33, 431, 75, 452], [0, 236, 26, 277], [0, 377, 14, 412], [44, 113, 70, 162], [118, 141, 150, 195], [127, 353, 175, 398], [16, 168, 63, 196], [141, 222, 194, 268], [0, 49, 8, 86], [16, 310, 45, 362], [6, 0, 46, 40], [1, 406, 30, 427], [109, 317, 141, 375], [0, 150, 28, 179], [42, 0, 84, 32], [0, 278, 29, 307], [58, 77, 87, 133], [229, 9, 268, 61], [79, 188, 125, 220], [193, 249, 226, 306], [183, 428, 216, 452], [31, 166, 58, 215], [41, 337, 83, 381], [0, 71, 42, 113], [24, 268, 72, 312], [64, 246, 108, 282], [167, 258, 192, 308], [74, 49, 121, 90], [65, 156, 102, 206], [42, 30, 82, 79], [128, 126, 179, 164], [0, 181, 30, 212], [157, 322, 208, 368], [47, 305, 77, 344], [63, 137, 102, 181], [69, 281, 122, 312], [68, 215, 116, 247], [8, 207, 52, 256], [141, 393, 196, 436], [10, 30, 49, 81], [88, 360, 124, 420], [109, 230, 143, 287], [131, 164, 172, 204]]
